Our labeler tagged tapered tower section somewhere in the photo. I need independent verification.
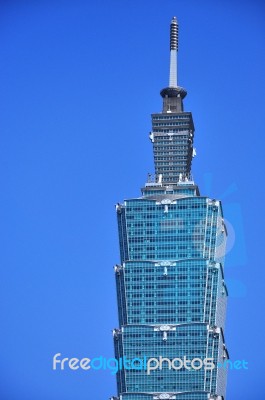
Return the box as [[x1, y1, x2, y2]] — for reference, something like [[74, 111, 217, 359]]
[[151, 17, 194, 185], [111, 18, 229, 400]]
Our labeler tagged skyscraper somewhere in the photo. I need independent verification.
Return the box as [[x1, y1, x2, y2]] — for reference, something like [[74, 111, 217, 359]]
[[111, 17, 229, 400]]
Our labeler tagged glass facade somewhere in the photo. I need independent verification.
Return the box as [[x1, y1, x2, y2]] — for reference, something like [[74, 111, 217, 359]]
[[150, 113, 194, 184], [111, 17, 228, 400]]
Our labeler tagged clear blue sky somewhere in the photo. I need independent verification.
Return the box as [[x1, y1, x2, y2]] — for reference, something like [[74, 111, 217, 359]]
[[0, 1, 264, 399]]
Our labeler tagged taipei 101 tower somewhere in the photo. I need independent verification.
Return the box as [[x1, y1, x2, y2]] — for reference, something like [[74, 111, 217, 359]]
[[111, 17, 229, 400]]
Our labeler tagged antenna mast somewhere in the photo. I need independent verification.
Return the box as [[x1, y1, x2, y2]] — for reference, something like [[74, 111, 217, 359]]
[[169, 16, 178, 87]]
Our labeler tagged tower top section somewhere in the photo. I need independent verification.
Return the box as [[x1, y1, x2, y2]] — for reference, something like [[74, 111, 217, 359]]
[[160, 17, 187, 112], [170, 16, 178, 51]]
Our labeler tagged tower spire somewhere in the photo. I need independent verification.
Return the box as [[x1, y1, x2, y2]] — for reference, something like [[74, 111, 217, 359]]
[[160, 17, 186, 113], [169, 16, 178, 87]]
